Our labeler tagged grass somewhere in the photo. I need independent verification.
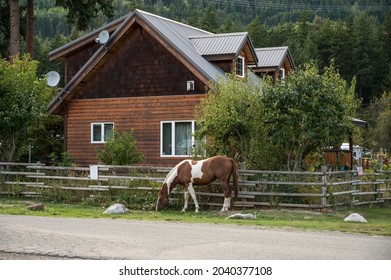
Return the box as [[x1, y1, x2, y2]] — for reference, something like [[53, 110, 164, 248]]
[[0, 198, 390, 236]]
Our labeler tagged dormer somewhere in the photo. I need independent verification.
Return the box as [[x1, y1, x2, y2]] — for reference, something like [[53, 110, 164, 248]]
[[190, 32, 258, 77], [251, 46, 295, 82]]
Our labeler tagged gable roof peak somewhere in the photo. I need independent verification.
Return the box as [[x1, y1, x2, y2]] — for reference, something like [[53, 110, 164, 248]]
[[134, 9, 213, 35], [189, 31, 248, 39]]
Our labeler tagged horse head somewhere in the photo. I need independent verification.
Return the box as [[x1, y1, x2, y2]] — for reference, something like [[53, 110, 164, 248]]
[[156, 183, 169, 211]]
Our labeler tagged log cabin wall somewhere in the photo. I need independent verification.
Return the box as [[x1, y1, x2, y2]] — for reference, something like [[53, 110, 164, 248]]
[[66, 95, 203, 166]]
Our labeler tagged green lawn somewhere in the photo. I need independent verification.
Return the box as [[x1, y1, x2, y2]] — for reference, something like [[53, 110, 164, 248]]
[[0, 198, 390, 236]]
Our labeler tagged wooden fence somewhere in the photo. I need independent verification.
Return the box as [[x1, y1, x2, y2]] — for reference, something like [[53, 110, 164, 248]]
[[1, 162, 390, 209]]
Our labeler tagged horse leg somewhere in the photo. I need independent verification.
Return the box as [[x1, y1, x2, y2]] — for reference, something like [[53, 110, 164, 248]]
[[181, 190, 189, 212], [221, 197, 231, 212], [187, 183, 200, 213], [220, 180, 232, 212]]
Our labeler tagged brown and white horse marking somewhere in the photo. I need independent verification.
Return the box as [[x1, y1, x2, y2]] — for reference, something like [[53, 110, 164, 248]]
[[156, 156, 239, 213]]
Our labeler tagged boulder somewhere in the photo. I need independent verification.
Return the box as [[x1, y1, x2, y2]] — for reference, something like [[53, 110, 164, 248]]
[[344, 213, 367, 223], [103, 203, 129, 214], [225, 213, 256, 220], [27, 203, 44, 211]]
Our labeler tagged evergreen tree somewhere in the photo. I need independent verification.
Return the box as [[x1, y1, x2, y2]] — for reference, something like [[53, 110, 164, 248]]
[[200, 5, 219, 33], [245, 16, 269, 47], [351, 12, 381, 103], [381, 11, 391, 71], [188, 10, 199, 28]]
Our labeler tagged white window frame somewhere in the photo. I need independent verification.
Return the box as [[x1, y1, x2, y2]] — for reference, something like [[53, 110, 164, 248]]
[[91, 122, 114, 144], [160, 120, 199, 157], [236, 56, 245, 77], [278, 68, 285, 80]]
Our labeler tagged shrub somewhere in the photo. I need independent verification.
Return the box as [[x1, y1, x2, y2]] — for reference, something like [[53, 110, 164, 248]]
[[97, 129, 143, 165]]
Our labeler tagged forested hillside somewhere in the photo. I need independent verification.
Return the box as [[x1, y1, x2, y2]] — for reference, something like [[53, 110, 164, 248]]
[[1, 0, 390, 102], [28, 0, 391, 104], [31, 0, 390, 37]]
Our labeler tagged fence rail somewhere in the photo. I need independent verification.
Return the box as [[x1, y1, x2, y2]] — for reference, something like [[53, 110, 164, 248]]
[[1, 162, 390, 209]]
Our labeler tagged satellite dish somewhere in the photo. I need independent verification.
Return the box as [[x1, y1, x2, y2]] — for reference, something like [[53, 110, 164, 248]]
[[95, 30, 109, 44], [46, 71, 60, 87]]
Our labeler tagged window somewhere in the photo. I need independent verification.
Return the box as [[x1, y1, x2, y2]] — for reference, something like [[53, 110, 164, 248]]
[[236, 56, 245, 77], [187, 80, 194, 91], [91, 123, 114, 143], [278, 68, 285, 80], [161, 121, 204, 157]]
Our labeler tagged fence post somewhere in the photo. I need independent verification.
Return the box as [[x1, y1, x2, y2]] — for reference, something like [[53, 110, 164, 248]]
[[321, 165, 327, 208], [90, 165, 99, 180]]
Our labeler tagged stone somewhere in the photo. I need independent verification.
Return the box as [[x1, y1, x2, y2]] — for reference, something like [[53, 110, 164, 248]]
[[344, 213, 367, 223], [103, 203, 129, 214], [27, 203, 44, 211], [225, 213, 256, 220]]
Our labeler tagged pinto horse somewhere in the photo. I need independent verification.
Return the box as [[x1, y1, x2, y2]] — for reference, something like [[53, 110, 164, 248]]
[[156, 155, 238, 213]]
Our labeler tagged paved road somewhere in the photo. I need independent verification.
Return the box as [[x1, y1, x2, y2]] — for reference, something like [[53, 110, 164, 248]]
[[1, 215, 390, 260]]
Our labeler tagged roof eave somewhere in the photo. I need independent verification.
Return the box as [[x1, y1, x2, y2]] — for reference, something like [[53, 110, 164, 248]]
[[48, 15, 128, 61], [135, 10, 222, 83], [243, 34, 258, 66], [47, 12, 137, 115]]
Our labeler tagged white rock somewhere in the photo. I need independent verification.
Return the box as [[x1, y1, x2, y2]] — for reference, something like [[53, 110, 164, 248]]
[[344, 213, 367, 223], [103, 203, 129, 214], [225, 213, 256, 220]]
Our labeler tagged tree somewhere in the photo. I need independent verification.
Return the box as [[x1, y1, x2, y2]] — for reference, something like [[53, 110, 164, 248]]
[[97, 130, 143, 165], [6, 0, 114, 60], [351, 11, 381, 103], [0, 54, 51, 162], [1, 0, 9, 57], [25, 0, 34, 56], [54, 0, 114, 30], [195, 74, 262, 164], [245, 15, 268, 47], [363, 93, 391, 152], [9, 0, 19, 58], [200, 5, 219, 33], [382, 11, 391, 60], [261, 62, 358, 171]]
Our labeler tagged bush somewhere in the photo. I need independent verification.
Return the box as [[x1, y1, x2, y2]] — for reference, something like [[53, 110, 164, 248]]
[[97, 129, 143, 165]]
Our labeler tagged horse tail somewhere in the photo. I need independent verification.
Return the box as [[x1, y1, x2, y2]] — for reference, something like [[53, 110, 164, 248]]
[[231, 159, 239, 199]]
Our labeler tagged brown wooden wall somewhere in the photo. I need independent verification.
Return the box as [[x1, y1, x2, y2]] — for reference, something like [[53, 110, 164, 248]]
[[65, 43, 100, 83], [66, 94, 204, 166], [73, 24, 205, 99]]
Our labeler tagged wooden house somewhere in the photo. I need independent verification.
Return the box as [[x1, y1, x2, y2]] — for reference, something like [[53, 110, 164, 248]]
[[47, 10, 260, 166], [251, 46, 295, 82]]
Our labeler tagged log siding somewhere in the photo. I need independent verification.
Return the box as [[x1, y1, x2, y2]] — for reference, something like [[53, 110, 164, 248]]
[[66, 95, 204, 166]]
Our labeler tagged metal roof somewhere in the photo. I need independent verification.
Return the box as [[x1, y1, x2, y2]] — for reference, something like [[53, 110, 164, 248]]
[[189, 32, 249, 56], [136, 10, 226, 82], [255, 46, 289, 68], [48, 10, 262, 114]]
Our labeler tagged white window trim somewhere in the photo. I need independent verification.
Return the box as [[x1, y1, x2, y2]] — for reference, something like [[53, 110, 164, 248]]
[[278, 68, 285, 80], [160, 120, 197, 157], [236, 56, 245, 78], [91, 122, 114, 144]]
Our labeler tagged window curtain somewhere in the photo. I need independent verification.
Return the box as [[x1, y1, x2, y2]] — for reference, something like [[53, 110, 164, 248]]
[[175, 122, 192, 155], [104, 124, 114, 141], [162, 123, 172, 155]]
